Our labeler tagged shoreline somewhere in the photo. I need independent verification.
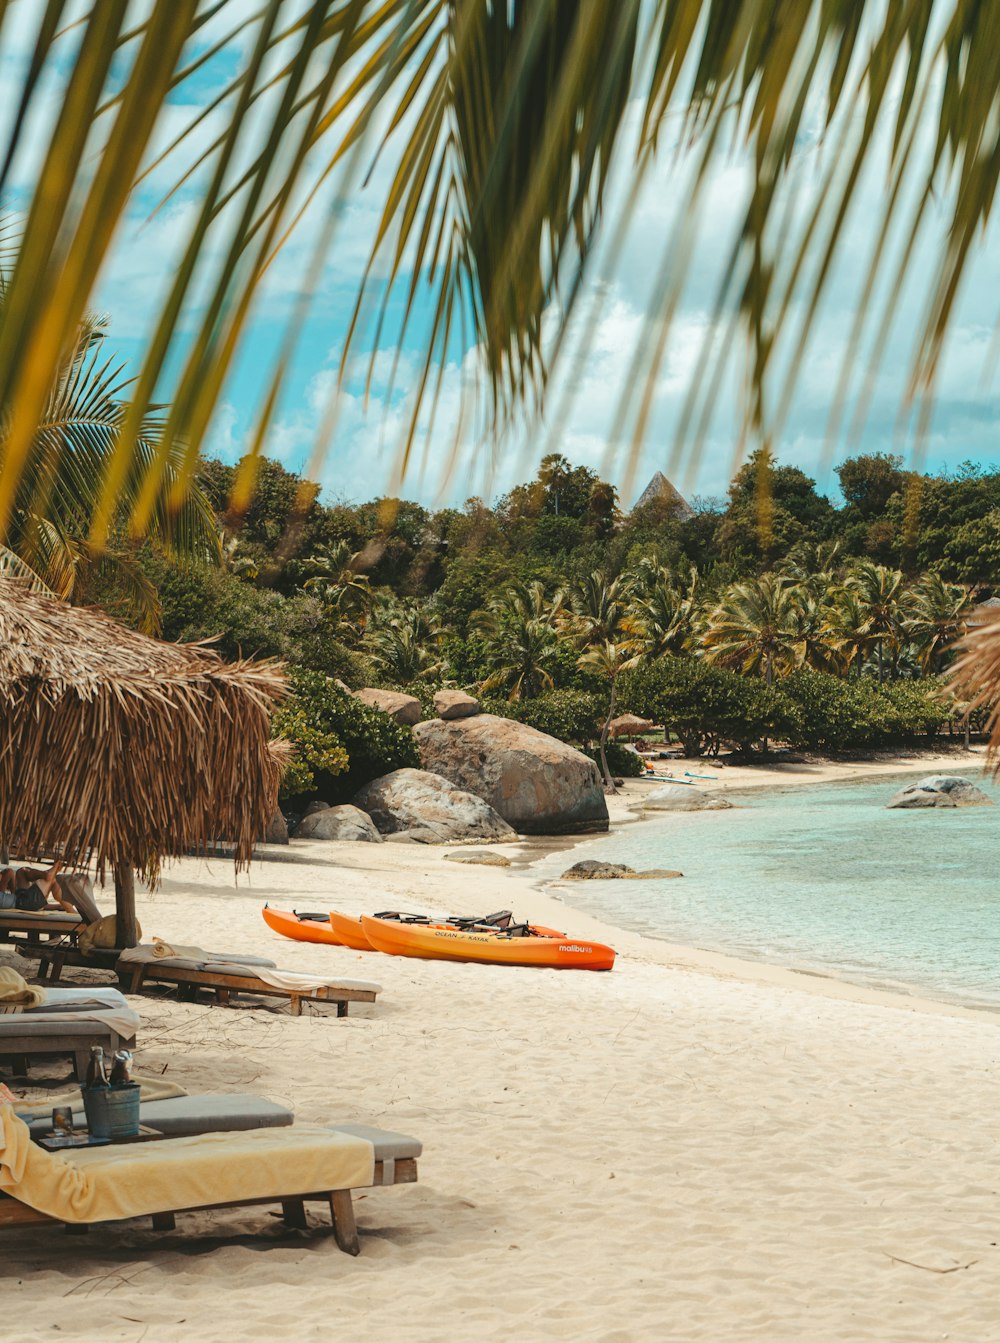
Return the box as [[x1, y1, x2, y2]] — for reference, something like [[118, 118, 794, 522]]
[[507, 744, 997, 1024], [6, 743, 1000, 1340]]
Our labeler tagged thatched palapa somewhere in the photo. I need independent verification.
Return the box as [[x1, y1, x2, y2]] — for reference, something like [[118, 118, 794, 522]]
[[607, 714, 654, 738], [0, 577, 287, 935]]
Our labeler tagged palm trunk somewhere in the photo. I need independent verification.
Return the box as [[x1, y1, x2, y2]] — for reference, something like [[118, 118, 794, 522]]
[[877, 639, 884, 683], [598, 677, 618, 793]]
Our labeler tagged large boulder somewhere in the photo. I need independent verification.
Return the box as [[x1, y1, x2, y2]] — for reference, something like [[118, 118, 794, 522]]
[[354, 768, 516, 843], [433, 688, 481, 720], [639, 785, 733, 812], [413, 713, 609, 835], [886, 775, 993, 809], [351, 687, 422, 726], [296, 804, 384, 842], [262, 809, 288, 844]]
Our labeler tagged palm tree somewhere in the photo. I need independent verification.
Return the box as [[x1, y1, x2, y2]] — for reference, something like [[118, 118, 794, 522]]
[[301, 541, 373, 637], [701, 576, 801, 685], [1, 3, 997, 728], [577, 640, 643, 792], [479, 617, 561, 701], [845, 562, 907, 683], [626, 563, 699, 658], [565, 571, 633, 648], [0, 306, 218, 632], [369, 602, 446, 683], [472, 579, 565, 638], [904, 574, 973, 675]]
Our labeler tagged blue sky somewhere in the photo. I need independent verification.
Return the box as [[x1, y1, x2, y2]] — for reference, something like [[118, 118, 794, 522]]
[[4, 2, 999, 512]]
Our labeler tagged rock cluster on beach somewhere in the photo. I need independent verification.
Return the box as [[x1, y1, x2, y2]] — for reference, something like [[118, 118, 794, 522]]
[[414, 713, 609, 834], [296, 803, 383, 842], [350, 687, 423, 725], [353, 767, 515, 843], [638, 785, 733, 812], [885, 774, 993, 809], [560, 860, 683, 880], [433, 688, 480, 719]]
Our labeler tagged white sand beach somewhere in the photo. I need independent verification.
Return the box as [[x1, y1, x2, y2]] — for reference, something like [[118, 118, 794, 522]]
[[4, 751, 1000, 1343]]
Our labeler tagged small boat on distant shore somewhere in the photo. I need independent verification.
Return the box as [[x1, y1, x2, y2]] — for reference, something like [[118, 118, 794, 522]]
[[360, 915, 616, 971]]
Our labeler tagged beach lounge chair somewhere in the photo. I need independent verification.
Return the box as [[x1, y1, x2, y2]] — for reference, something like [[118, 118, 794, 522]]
[[1, 875, 104, 951], [0, 1106, 418, 1253], [0, 985, 140, 1079], [114, 946, 381, 1017]]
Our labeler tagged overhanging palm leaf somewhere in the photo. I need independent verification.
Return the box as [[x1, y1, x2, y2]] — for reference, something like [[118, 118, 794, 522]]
[[0, 2, 997, 571]]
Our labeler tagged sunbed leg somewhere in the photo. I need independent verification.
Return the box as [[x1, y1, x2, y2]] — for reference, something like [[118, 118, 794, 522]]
[[329, 1191, 360, 1255], [290, 994, 301, 1016], [151, 1212, 176, 1231], [281, 1199, 307, 1229]]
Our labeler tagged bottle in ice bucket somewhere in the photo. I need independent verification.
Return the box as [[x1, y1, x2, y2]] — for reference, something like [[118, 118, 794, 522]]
[[85, 1045, 109, 1089], [109, 1050, 132, 1087]]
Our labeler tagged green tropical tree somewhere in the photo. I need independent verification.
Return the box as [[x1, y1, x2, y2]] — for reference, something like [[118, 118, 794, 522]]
[[702, 576, 801, 686], [846, 562, 908, 683], [566, 571, 633, 648], [368, 602, 447, 683], [577, 639, 644, 791], [0, 304, 217, 631], [1, 1, 998, 718], [301, 541, 373, 638], [625, 563, 698, 658], [479, 616, 561, 701], [903, 573, 973, 675]]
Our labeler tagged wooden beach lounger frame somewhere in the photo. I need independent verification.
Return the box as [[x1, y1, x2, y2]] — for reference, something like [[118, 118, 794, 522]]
[[115, 960, 379, 1017], [19, 946, 380, 1016], [0, 1017, 136, 1080], [0, 1131, 418, 1255]]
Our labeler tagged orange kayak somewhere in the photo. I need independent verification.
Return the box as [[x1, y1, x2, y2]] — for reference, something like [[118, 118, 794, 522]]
[[360, 915, 615, 971], [262, 906, 343, 946], [327, 910, 377, 951]]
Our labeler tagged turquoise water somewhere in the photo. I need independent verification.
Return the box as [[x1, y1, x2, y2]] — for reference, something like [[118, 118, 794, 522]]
[[544, 773, 1000, 1009]]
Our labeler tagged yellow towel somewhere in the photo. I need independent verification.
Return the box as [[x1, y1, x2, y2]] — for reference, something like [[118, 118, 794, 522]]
[[0, 1106, 374, 1223], [0, 968, 45, 1009]]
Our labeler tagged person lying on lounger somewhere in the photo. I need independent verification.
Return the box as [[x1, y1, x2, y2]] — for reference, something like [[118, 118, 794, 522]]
[[0, 860, 74, 913]]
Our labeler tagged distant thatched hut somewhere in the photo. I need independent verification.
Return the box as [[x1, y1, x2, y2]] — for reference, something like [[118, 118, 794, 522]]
[[607, 714, 654, 738], [0, 577, 287, 945]]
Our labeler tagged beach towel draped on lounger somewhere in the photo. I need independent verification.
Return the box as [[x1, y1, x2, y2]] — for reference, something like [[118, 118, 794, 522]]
[[0, 968, 45, 1009], [0, 1104, 374, 1224], [118, 946, 380, 1000]]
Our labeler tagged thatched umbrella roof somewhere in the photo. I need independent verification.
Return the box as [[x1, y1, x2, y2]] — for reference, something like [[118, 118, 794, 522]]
[[0, 578, 287, 938], [607, 714, 654, 738]]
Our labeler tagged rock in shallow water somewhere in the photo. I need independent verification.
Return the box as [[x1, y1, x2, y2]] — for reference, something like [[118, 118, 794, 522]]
[[885, 774, 993, 809], [560, 860, 683, 880], [639, 785, 732, 812]]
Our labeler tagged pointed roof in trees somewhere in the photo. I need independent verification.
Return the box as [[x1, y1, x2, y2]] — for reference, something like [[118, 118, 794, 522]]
[[631, 471, 693, 519]]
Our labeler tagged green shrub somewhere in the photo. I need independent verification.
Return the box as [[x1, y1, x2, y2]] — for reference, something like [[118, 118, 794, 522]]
[[584, 742, 645, 777], [274, 669, 419, 803], [779, 670, 949, 750], [480, 688, 606, 744], [620, 658, 797, 755]]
